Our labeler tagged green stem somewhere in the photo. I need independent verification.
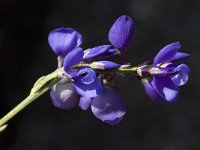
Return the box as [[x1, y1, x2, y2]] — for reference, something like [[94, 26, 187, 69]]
[[117, 67, 138, 73], [74, 63, 139, 74], [0, 68, 61, 132], [0, 65, 139, 132]]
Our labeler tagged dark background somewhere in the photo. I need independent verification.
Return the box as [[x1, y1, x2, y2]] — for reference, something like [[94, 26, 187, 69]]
[[0, 0, 199, 150]]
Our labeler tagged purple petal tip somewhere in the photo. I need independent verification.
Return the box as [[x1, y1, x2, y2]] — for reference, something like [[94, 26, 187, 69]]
[[48, 27, 82, 56]]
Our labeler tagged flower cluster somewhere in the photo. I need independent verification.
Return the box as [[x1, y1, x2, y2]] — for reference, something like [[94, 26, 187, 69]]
[[48, 15, 190, 125]]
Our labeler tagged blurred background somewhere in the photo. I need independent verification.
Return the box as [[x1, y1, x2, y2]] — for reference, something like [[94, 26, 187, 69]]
[[0, 0, 199, 149]]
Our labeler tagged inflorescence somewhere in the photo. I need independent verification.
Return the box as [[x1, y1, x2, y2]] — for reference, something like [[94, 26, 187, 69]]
[[48, 15, 190, 125], [0, 15, 190, 131]]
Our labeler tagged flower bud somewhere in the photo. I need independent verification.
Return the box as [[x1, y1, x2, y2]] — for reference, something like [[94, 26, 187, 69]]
[[109, 15, 135, 52]]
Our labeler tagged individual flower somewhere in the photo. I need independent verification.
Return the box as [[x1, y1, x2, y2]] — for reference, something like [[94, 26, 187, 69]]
[[141, 42, 190, 102], [50, 47, 104, 110], [108, 15, 135, 52], [79, 87, 126, 125], [63, 47, 103, 98], [48, 27, 82, 57]]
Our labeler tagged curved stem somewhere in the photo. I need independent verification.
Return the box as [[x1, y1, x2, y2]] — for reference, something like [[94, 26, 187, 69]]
[[0, 64, 139, 132], [0, 69, 61, 132], [0, 89, 46, 129]]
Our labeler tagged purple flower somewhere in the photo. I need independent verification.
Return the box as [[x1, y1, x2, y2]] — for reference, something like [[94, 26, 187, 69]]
[[142, 42, 190, 102], [51, 47, 104, 110], [48, 27, 82, 57], [108, 15, 135, 52], [63, 47, 103, 98], [79, 87, 126, 125]]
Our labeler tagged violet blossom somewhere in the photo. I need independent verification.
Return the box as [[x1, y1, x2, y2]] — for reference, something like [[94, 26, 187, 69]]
[[141, 42, 190, 103]]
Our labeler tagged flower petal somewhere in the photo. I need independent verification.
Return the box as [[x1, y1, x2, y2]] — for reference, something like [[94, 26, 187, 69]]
[[90, 61, 120, 70], [79, 97, 92, 110], [141, 79, 163, 103], [63, 47, 83, 71], [50, 81, 79, 110], [76, 32, 83, 47], [109, 15, 135, 51], [153, 42, 181, 66], [77, 68, 96, 84], [172, 52, 190, 62], [72, 71, 103, 98], [95, 48, 117, 60], [171, 64, 190, 86], [48, 28, 82, 56], [153, 76, 179, 102], [91, 88, 126, 125], [83, 45, 112, 60]]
